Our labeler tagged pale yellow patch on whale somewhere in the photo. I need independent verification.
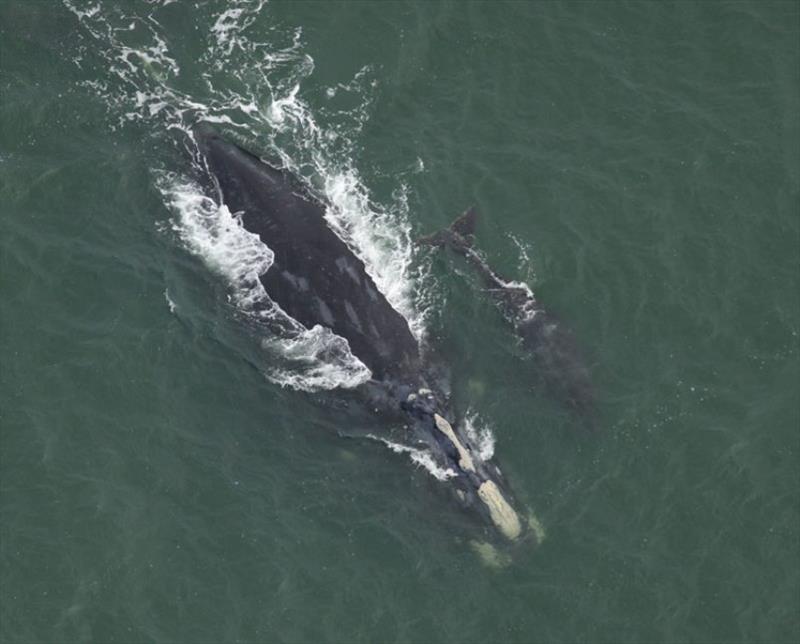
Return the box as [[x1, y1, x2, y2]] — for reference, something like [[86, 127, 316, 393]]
[[470, 540, 511, 569], [432, 414, 522, 540], [433, 414, 475, 472], [477, 480, 522, 541]]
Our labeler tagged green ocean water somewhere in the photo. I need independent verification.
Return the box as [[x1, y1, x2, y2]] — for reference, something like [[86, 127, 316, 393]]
[[1, 1, 799, 642]]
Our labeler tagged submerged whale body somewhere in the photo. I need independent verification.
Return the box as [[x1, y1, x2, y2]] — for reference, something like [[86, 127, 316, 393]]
[[192, 124, 532, 543], [420, 209, 596, 424]]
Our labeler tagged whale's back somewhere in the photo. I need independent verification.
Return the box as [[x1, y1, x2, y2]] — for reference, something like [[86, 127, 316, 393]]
[[195, 126, 421, 381]]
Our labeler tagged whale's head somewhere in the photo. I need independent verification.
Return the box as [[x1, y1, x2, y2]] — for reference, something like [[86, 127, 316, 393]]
[[401, 389, 533, 543]]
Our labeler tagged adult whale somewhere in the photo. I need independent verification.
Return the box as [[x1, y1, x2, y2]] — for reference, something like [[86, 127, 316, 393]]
[[191, 124, 531, 543]]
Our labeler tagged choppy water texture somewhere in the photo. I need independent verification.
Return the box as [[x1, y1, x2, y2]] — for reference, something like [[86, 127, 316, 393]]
[[2, 1, 799, 642]]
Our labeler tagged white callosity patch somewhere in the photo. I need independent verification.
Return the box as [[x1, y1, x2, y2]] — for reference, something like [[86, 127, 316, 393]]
[[433, 414, 476, 473], [433, 412, 522, 537], [66, 0, 430, 392], [477, 480, 522, 541]]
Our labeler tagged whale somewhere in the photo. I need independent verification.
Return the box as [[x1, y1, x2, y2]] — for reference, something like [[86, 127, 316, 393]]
[[420, 208, 595, 424], [191, 124, 532, 543]]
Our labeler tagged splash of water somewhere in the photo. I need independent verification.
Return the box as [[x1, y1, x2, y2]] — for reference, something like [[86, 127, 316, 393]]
[[463, 411, 497, 461], [366, 435, 458, 482], [65, 0, 429, 391]]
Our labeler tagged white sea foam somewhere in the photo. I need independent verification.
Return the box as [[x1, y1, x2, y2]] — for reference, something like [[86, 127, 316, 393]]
[[260, 325, 371, 392], [164, 289, 177, 314], [64, 1, 99, 20], [322, 173, 424, 339], [492, 276, 536, 300], [463, 412, 496, 461], [66, 0, 428, 392], [509, 233, 535, 276], [478, 253, 539, 324], [210, 1, 267, 59], [367, 435, 457, 481]]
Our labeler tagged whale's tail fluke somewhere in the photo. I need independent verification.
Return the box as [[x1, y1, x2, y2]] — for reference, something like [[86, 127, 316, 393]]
[[449, 206, 478, 240], [417, 206, 478, 250]]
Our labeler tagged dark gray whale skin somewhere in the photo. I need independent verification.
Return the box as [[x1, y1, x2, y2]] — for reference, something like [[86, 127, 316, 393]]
[[193, 124, 421, 384], [420, 209, 596, 426], [191, 125, 531, 544]]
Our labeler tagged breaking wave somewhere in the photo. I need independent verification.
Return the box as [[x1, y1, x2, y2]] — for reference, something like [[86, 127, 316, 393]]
[[65, 0, 428, 391]]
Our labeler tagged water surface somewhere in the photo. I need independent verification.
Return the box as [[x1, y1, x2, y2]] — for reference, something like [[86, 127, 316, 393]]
[[1, 1, 798, 642]]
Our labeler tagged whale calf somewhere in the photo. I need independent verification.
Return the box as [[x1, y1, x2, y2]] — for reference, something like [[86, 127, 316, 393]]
[[192, 125, 532, 543], [420, 208, 595, 424]]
